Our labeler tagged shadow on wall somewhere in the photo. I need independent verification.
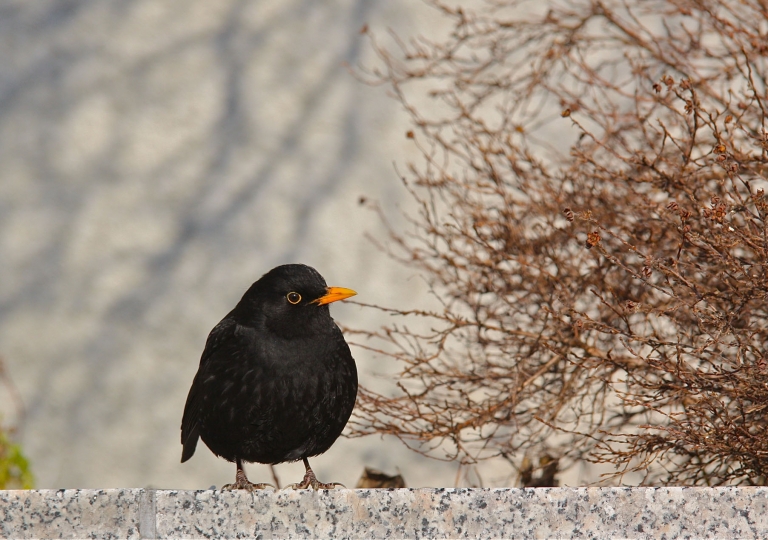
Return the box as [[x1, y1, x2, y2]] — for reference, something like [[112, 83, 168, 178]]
[[0, 0, 418, 488]]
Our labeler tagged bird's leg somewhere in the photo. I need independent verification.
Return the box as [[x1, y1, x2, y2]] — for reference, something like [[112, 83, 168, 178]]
[[221, 458, 274, 491], [287, 457, 345, 490]]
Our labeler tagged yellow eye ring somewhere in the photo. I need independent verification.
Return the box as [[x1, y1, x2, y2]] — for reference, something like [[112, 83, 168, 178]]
[[286, 292, 302, 304]]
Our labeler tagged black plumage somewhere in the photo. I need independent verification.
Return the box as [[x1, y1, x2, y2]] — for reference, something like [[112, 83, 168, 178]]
[[180, 264, 358, 490]]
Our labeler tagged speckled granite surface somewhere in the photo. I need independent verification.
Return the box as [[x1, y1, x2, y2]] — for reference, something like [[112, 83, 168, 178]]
[[1, 487, 766, 539]]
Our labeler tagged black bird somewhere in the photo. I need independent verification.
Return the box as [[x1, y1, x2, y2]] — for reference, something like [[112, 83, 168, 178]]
[[181, 264, 358, 490]]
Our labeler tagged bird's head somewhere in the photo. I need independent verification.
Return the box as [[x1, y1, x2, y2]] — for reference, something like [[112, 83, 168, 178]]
[[233, 264, 356, 337]]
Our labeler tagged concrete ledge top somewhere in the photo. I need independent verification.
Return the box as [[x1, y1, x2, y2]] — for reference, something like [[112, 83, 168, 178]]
[[1, 487, 766, 539]]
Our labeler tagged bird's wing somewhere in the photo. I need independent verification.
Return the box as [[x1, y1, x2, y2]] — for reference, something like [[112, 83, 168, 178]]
[[180, 317, 237, 462]]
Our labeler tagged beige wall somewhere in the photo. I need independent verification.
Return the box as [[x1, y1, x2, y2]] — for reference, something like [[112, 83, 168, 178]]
[[0, 0, 466, 489]]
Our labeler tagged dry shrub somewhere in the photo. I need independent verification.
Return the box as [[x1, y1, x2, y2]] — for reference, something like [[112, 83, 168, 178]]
[[349, 0, 768, 485]]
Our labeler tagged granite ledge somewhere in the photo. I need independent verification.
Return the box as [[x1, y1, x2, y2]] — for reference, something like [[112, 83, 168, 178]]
[[1, 487, 766, 539]]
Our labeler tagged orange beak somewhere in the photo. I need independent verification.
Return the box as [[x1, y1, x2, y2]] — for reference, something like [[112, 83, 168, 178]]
[[312, 286, 357, 305]]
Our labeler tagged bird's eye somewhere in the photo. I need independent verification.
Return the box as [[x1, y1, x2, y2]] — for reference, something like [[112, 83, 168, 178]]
[[286, 292, 302, 305]]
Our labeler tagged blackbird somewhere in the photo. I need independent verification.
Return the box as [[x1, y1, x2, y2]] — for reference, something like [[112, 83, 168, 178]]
[[180, 264, 358, 490]]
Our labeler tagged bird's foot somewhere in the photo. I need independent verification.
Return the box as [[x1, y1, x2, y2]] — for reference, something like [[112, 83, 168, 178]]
[[222, 464, 275, 491], [287, 468, 345, 490], [221, 479, 274, 492]]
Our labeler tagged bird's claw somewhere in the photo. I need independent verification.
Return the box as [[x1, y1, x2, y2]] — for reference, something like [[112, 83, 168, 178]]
[[221, 481, 275, 492], [286, 468, 345, 490], [286, 480, 344, 490], [221, 461, 275, 491]]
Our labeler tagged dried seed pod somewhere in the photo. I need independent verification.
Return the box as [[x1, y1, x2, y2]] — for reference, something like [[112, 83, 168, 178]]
[[586, 230, 600, 249]]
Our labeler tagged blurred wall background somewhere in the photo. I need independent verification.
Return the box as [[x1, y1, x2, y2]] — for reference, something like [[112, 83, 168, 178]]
[[0, 0, 477, 489]]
